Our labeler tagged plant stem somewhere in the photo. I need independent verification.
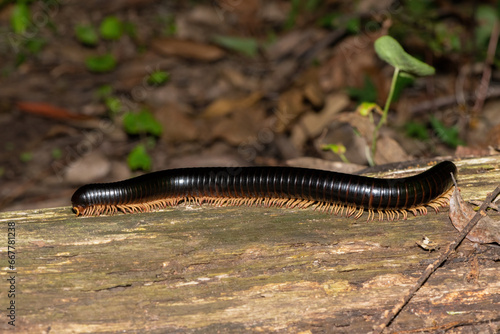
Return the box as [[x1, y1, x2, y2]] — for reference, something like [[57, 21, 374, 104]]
[[371, 67, 400, 161]]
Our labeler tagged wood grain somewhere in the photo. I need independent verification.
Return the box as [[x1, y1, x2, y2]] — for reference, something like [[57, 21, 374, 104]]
[[1, 156, 499, 333]]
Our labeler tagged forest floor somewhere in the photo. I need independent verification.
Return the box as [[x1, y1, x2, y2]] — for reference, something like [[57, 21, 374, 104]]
[[0, 0, 499, 212]]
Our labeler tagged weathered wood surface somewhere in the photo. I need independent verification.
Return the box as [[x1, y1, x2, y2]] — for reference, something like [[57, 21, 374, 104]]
[[1, 156, 499, 333]]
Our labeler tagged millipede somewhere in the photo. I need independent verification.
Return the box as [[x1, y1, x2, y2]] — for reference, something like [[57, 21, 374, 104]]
[[71, 161, 457, 221]]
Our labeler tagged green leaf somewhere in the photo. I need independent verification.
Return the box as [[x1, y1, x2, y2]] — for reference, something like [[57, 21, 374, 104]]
[[374, 36, 435, 76], [24, 37, 45, 54], [124, 22, 137, 38], [321, 143, 349, 163], [75, 24, 99, 46], [347, 75, 377, 102], [475, 5, 497, 50], [52, 148, 63, 160], [104, 96, 122, 114], [345, 17, 361, 34], [127, 144, 151, 171], [160, 15, 176, 36], [322, 143, 345, 155], [20, 151, 33, 163], [97, 84, 113, 98], [404, 121, 429, 141], [406, 0, 434, 17], [285, 0, 300, 29], [11, 3, 30, 34], [355, 102, 382, 117], [85, 54, 116, 72], [147, 70, 170, 86], [212, 35, 258, 57], [123, 109, 162, 136], [430, 116, 465, 148], [100, 16, 123, 40]]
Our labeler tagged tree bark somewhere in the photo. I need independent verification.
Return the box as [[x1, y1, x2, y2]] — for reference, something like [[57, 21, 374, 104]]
[[1, 156, 499, 333]]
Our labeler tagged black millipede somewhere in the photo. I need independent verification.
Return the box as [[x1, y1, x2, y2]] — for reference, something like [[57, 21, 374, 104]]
[[71, 161, 457, 221]]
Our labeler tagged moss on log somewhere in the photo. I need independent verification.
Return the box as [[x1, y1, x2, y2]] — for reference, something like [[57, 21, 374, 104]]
[[1, 156, 499, 333]]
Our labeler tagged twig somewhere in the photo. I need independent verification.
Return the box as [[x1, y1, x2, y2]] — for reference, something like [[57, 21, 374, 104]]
[[410, 86, 500, 114], [471, 19, 500, 116], [373, 184, 500, 334]]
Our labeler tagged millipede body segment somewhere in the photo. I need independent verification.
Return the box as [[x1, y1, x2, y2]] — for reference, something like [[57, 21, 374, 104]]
[[71, 161, 457, 220]]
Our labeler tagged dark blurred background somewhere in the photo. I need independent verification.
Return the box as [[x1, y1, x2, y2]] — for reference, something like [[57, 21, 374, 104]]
[[0, 0, 499, 212]]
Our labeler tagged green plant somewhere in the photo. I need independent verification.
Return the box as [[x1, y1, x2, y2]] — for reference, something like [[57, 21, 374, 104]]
[[475, 5, 498, 50], [404, 121, 429, 141], [99, 16, 123, 40], [212, 35, 258, 58], [127, 143, 152, 171], [96, 84, 113, 97], [95, 85, 122, 115], [20, 151, 33, 163], [159, 14, 176, 36], [11, 2, 30, 34], [75, 24, 98, 46], [8, 2, 47, 64], [123, 109, 162, 136], [347, 75, 377, 103], [430, 116, 465, 148], [371, 36, 435, 160], [318, 13, 360, 34], [104, 96, 122, 115], [322, 143, 349, 163], [85, 54, 117, 72], [51, 148, 62, 160], [147, 70, 170, 86]]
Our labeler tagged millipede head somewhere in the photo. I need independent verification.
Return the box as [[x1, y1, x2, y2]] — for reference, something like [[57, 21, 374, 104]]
[[72, 205, 86, 216]]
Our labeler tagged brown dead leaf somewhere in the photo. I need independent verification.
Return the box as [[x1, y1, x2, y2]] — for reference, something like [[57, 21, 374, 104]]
[[65, 152, 111, 185], [16, 101, 92, 121], [334, 112, 375, 141], [201, 92, 262, 118], [486, 124, 500, 149], [304, 81, 324, 108], [208, 107, 267, 146], [155, 103, 199, 143], [217, 0, 261, 32], [373, 135, 412, 165], [290, 93, 349, 149], [151, 37, 225, 61], [275, 87, 308, 132], [449, 186, 500, 244], [319, 34, 380, 92]]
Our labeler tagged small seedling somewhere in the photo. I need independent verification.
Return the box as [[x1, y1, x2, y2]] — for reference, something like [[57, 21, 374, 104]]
[[127, 143, 152, 171], [123, 109, 162, 137], [322, 143, 349, 163], [430, 116, 465, 148], [404, 121, 429, 141], [104, 97, 122, 115], [147, 70, 170, 86], [11, 3, 30, 34], [100, 16, 123, 40], [371, 35, 435, 159], [212, 35, 258, 57], [75, 24, 99, 46], [85, 54, 117, 72], [51, 148, 63, 160], [20, 151, 33, 163]]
